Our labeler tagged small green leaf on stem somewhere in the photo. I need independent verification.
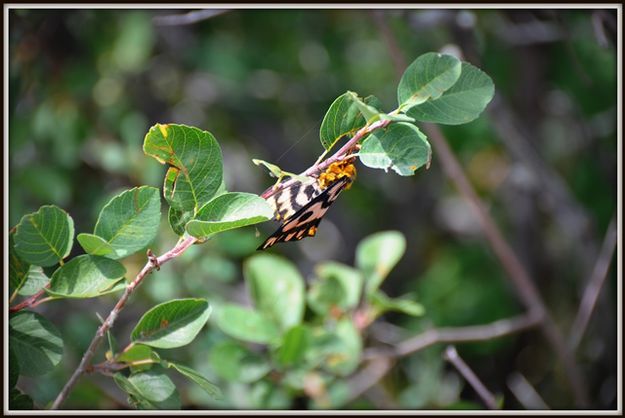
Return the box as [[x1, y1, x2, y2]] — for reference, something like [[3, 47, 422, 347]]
[[131, 298, 211, 349]]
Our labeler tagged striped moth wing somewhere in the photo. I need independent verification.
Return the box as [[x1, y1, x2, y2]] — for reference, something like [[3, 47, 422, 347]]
[[257, 177, 352, 250]]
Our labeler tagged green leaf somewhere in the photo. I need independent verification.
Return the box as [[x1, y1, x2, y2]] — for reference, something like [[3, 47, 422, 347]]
[[275, 325, 310, 368], [9, 311, 63, 376], [319, 92, 382, 150], [114, 368, 180, 410], [369, 290, 425, 317], [407, 61, 495, 125], [209, 340, 271, 383], [14, 205, 74, 267], [313, 262, 364, 312], [168, 206, 192, 237], [10, 230, 50, 296], [9, 346, 19, 389], [348, 91, 383, 123], [321, 319, 362, 376], [186, 192, 273, 239], [244, 254, 305, 330], [311, 380, 351, 409], [305, 327, 344, 368], [213, 303, 280, 344], [356, 231, 406, 293], [17, 266, 50, 296], [307, 274, 346, 316], [143, 124, 223, 220], [164, 361, 222, 399], [76, 233, 116, 257], [9, 388, 33, 410], [249, 380, 291, 409], [131, 298, 211, 349], [359, 122, 432, 176], [117, 344, 160, 373], [46, 255, 126, 298], [397, 52, 462, 110], [83, 186, 161, 259], [9, 231, 30, 297]]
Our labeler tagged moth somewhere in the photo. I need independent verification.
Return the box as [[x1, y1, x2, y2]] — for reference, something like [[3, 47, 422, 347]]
[[257, 159, 356, 250]]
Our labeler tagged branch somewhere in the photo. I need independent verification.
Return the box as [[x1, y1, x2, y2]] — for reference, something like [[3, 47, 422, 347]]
[[394, 312, 542, 357], [507, 371, 550, 410], [443, 346, 498, 410], [345, 356, 394, 405], [352, 313, 541, 403], [152, 9, 229, 26], [49, 236, 198, 410], [260, 118, 391, 199], [424, 122, 589, 406], [9, 284, 50, 313], [569, 215, 617, 350]]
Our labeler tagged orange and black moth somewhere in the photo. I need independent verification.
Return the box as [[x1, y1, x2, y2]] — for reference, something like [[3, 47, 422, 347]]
[[257, 159, 357, 250]]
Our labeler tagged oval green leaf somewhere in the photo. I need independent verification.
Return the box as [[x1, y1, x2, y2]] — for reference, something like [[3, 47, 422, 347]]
[[114, 368, 180, 410], [117, 344, 160, 373], [9, 310, 64, 377], [213, 303, 280, 344], [89, 186, 161, 259], [143, 124, 223, 216], [47, 255, 126, 298], [322, 319, 362, 376], [314, 262, 363, 311], [186, 192, 273, 239], [275, 325, 310, 368], [407, 61, 495, 125], [319, 92, 383, 150], [14, 205, 74, 267], [9, 231, 30, 297], [209, 340, 271, 383], [398, 52, 462, 109], [165, 361, 222, 399], [131, 298, 211, 349], [9, 388, 34, 410], [356, 231, 406, 293], [369, 290, 425, 318], [76, 233, 115, 257], [360, 122, 432, 176], [244, 254, 305, 330], [18, 266, 50, 296]]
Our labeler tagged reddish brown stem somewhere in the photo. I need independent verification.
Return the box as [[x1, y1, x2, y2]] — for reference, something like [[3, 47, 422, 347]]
[[9, 285, 50, 313], [50, 236, 197, 410], [261, 118, 391, 199]]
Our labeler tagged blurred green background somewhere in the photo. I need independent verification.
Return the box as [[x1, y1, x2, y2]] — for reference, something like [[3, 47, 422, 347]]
[[8, 8, 617, 409]]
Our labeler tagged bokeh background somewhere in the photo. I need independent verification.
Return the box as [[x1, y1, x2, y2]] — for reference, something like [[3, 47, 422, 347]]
[[8, 8, 618, 409]]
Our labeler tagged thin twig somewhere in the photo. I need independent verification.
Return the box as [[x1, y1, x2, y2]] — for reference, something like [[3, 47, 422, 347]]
[[569, 215, 617, 350], [363, 313, 541, 360], [9, 285, 50, 312], [260, 118, 391, 200], [352, 313, 541, 402], [443, 346, 498, 410], [424, 122, 588, 406], [345, 356, 394, 405], [153, 9, 229, 26], [487, 94, 598, 268], [507, 371, 550, 410], [50, 236, 198, 410], [395, 312, 543, 357]]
